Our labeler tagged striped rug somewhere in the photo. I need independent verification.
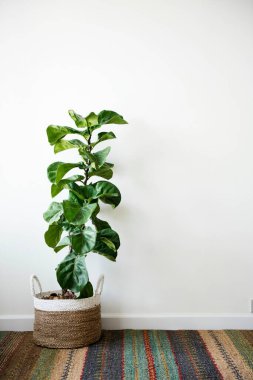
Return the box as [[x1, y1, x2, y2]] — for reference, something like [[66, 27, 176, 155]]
[[0, 330, 253, 379]]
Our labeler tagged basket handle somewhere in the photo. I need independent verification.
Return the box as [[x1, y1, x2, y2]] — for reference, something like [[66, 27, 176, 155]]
[[30, 274, 42, 297], [95, 274, 104, 295]]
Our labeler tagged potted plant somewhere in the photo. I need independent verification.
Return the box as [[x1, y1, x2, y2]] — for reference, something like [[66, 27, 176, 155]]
[[31, 109, 127, 348]]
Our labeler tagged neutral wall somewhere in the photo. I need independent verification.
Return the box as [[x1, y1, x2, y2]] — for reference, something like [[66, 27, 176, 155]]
[[0, 0, 253, 318]]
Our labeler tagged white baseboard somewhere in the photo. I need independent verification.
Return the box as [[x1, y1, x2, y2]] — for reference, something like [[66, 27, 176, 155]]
[[0, 313, 252, 331]]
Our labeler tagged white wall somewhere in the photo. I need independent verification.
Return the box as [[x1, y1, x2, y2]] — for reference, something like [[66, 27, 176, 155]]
[[0, 0, 253, 319]]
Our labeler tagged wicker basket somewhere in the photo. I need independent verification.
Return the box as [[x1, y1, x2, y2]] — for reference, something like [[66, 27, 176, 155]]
[[30, 274, 104, 348]]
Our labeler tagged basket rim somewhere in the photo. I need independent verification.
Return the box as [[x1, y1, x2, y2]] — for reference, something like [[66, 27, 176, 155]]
[[33, 290, 99, 302]]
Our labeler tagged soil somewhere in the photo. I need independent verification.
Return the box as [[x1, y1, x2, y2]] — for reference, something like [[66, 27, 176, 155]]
[[42, 291, 77, 300]]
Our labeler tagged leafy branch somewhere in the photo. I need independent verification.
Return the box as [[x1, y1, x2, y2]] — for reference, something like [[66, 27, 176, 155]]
[[43, 110, 127, 298]]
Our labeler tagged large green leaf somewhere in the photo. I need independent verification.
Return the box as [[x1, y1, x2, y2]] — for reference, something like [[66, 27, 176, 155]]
[[71, 227, 97, 254], [54, 139, 85, 154], [78, 148, 98, 168], [89, 163, 113, 180], [55, 162, 82, 183], [98, 110, 128, 125], [94, 181, 121, 207], [43, 202, 63, 224], [68, 110, 87, 128], [44, 224, 62, 248], [54, 236, 71, 253], [91, 131, 116, 148], [93, 147, 111, 167], [48, 162, 83, 184], [47, 125, 81, 145], [51, 175, 84, 197], [47, 162, 63, 183], [85, 112, 98, 127], [78, 281, 93, 298], [56, 251, 89, 292], [92, 216, 111, 231], [67, 183, 85, 201], [60, 220, 80, 233], [93, 228, 120, 261], [63, 201, 97, 225], [82, 184, 97, 200]]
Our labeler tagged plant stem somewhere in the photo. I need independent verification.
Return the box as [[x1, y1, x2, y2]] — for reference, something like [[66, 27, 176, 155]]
[[84, 131, 92, 185]]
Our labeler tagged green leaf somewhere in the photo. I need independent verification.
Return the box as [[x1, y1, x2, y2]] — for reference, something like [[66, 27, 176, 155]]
[[48, 162, 82, 185], [94, 181, 121, 207], [56, 251, 89, 292], [63, 201, 97, 225], [78, 148, 98, 168], [44, 224, 62, 248], [100, 237, 116, 251], [92, 216, 111, 231], [68, 110, 87, 128], [43, 202, 63, 224], [85, 112, 98, 127], [55, 162, 82, 183], [54, 236, 71, 253], [93, 228, 120, 261], [98, 110, 128, 125], [78, 281, 93, 299], [60, 221, 80, 233], [51, 175, 84, 197], [71, 227, 97, 254], [54, 139, 85, 153], [89, 163, 113, 180], [93, 147, 111, 168], [47, 125, 81, 145], [82, 185, 97, 200], [67, 183, 85, 201], [47, 162, 63, 183], [91, 131, 116, 147]]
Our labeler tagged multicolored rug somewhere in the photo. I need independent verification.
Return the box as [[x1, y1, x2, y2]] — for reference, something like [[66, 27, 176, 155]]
[[0, 330, 253, 379]]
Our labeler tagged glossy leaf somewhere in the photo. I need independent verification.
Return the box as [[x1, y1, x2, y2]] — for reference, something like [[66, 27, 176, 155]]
[[54, 139, 85, 154], [89, 163, 113, 180], [43, 202, 63, 224], [63, 201, 97, 225], [85, 112, 98, 127], [78, 281, 93, 298], [98, 110, 128, 125], [68, 110, 87, 128], [93, 147, 111, 167], [51, 175, 84, 197], [54, 236, 71, 253], [47, 162, 63, 183], [56, 251, 89, 292], [101, 237, 116, 251], [44, 224, 62, 248], [48, 162, 82, 184], [47, 125, 81, 145], [92, 216, 111, 231], [91, 131, 116, 147], [82, 184, 97, 200], [55, 162, 82, 183], [71, 227, 97, 254], [93, 228, 120, 261], [67, 183, 85, 201], [78, 148, 98, 168], [94, 181, 121, 207]]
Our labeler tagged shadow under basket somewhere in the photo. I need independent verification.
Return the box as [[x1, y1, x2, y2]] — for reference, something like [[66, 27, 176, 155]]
[[30, 275, 104, 349]]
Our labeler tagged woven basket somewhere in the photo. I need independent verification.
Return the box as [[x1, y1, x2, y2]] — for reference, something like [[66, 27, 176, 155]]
[[30, 274, 104, 348]]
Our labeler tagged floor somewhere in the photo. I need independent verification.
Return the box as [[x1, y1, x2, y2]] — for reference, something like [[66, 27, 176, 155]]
[[0, 330, 253, 379]]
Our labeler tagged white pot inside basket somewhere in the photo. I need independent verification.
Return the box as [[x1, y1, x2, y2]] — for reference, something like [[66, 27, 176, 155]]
[[30, 274, 104, 312]]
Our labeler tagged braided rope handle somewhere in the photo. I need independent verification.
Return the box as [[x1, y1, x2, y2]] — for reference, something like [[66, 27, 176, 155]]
[[30, 274, 42, 297], [95, 274, 104, 295]]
